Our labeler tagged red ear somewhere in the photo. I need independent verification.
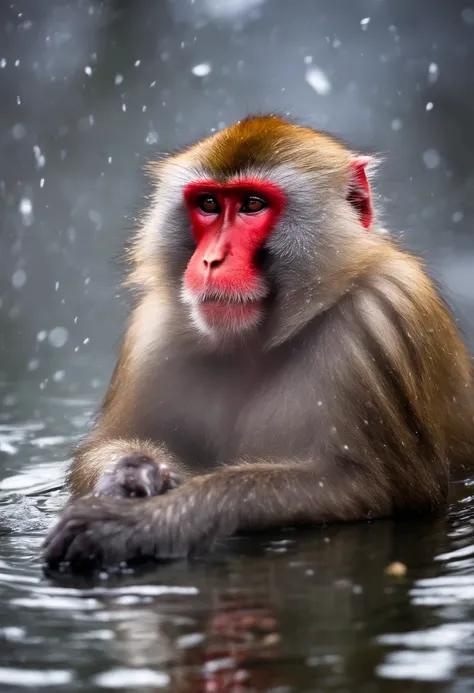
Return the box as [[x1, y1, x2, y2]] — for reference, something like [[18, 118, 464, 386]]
[[347, 156, 373, 230]]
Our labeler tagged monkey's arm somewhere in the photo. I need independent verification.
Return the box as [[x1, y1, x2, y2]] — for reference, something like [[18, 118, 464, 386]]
[[43, 460, 391, 570], [69, 294, 188, 499]]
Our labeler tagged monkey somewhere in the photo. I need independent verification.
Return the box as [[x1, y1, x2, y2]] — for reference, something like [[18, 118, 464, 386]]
[[43, 114, 474, 573]]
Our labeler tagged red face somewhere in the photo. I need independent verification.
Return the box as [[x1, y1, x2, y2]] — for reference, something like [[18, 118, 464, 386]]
[[183, 178, 285, 335]]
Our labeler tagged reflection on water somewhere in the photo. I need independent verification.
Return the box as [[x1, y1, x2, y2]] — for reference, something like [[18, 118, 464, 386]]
[[0, 392, 473, 692]]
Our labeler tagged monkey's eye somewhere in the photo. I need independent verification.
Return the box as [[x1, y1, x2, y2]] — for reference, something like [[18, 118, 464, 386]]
[[197, 195, 221, 214], [240, 196, 268, 214]]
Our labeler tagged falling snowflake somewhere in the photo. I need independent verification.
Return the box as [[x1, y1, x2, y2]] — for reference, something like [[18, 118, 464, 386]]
[[33, 145, 46, 169], [19, 198, 33, 226], [423, 149, 441, 169], [428, 62, 439, 83], [191, 62, 212, 77], [305, 67, 331, 95], [12, 269, 27, 289], [48, 327, 69, 348]]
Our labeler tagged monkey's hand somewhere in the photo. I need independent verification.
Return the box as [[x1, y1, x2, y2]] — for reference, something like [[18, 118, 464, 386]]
[[42, 481, 233, 573], [43, 461, 375, 574], [93, 454, 182, 500]]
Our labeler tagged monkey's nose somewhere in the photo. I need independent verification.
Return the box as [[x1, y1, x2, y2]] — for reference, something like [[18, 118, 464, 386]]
[[202, 247, 228, 271]]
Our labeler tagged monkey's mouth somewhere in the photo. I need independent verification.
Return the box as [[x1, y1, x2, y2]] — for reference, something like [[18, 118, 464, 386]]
[[197, 292, 266, 332], [200, 292, 263, 306]]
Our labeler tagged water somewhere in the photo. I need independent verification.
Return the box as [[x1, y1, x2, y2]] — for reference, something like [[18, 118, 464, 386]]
[[0, 392, 473, 692]]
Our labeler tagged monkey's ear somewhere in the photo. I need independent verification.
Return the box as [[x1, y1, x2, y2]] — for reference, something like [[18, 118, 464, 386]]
[[347, 156, 373, 230]]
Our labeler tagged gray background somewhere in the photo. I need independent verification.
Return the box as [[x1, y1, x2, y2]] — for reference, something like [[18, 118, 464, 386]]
[[1, 0, 473, 403]]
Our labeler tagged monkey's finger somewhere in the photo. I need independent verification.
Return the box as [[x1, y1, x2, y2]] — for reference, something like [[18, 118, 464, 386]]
[[42, 520, 87, 566], [64, 529, 105, 570], [42, 516, 85, 550], [65, 523, 141, 571]]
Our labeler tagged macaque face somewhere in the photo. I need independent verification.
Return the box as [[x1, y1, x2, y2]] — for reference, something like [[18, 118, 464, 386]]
[[149, 116, 374, 345], [182, 178, 285, 338]]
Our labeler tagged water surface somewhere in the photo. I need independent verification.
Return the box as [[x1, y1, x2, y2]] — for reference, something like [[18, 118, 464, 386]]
[[1, 390, 473, 692]]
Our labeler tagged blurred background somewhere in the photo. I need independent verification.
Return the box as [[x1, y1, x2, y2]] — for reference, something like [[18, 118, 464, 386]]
[[1, 0, 473, 405], [1, 2, 474, 691]]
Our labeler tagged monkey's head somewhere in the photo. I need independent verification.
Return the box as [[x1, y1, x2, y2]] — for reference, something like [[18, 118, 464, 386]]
[[136, 114, 380, 349]]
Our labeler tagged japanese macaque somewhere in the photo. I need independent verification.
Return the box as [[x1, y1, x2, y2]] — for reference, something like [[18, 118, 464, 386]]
[[43, 114, 474, 573]]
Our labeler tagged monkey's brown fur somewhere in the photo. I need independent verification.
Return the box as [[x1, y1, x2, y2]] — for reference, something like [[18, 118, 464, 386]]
[[43, 115, 474, 572]]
